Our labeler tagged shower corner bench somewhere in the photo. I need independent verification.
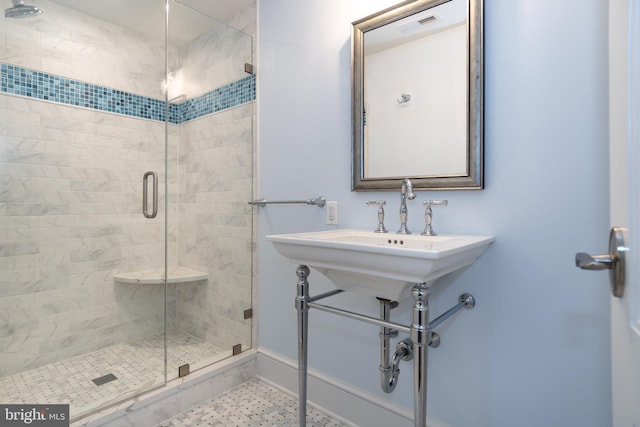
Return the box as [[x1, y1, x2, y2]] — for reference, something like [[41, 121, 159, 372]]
[[113, 266, 208, 284]]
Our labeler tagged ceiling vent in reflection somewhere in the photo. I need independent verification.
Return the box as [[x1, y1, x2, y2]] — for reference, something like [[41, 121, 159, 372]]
[[396, 14, 438, 33], [418, 15, 438, 26]]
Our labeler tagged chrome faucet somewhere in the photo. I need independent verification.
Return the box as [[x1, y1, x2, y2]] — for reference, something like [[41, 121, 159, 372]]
[[398, 178, 416, 234]]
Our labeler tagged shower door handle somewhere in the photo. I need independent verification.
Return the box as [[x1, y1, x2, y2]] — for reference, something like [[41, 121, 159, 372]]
[[143, 171, 158, 219]]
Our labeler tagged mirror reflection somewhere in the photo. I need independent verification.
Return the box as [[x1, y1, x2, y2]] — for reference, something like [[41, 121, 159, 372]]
[[364, 0, 466, 179], [352, 0, 483, 190]]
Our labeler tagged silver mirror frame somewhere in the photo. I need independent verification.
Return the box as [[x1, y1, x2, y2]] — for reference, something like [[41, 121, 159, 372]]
[[351, 0, 484, 191]]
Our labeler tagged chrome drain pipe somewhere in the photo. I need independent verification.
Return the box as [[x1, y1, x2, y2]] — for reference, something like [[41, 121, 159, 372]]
[[378, 298, 414, 393], [392, 338, 413, 372], [378, 298, 397, 393]]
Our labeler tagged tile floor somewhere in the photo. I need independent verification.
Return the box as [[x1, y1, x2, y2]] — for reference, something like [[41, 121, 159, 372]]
[[1, 339, 350, 426], [0, 333, 227, 419], [156, 378, 351, 427]]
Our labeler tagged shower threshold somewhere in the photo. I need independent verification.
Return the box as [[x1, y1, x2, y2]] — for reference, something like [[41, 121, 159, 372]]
[[0, 332, 227, 421]]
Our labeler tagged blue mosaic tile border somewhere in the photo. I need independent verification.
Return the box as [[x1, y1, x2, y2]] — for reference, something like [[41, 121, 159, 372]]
[[171, 75, 255, 124], [1, 63, 255, 124]]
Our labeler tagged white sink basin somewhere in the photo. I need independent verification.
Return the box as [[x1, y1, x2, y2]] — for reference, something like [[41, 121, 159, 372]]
[[266, 229, 494, 300]]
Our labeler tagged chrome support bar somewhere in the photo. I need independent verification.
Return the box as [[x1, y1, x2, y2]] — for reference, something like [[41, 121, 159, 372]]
[[306, 301, 411, 334], [308, 289, 344, 302], [248, 196, 326, 208], [294, 267, 476, 427], [429, 293, 475, 330]]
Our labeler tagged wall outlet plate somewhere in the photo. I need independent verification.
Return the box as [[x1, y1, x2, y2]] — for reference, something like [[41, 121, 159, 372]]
[[326, 201, 338, 225]]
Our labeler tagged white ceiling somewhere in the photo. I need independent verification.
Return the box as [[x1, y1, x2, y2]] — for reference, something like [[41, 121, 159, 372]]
[[49, 0, 253, 46], [180, 0, 254, 23], [365, 0, 466, 55]]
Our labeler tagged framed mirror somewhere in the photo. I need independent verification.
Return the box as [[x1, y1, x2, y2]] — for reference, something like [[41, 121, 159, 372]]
[[351, 0, 483, 191]]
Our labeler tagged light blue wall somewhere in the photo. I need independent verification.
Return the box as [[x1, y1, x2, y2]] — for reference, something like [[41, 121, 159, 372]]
[[257, 1, 611, 426]]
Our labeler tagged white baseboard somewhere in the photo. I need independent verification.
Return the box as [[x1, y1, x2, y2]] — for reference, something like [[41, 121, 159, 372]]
[[257, 347, 448, 427]]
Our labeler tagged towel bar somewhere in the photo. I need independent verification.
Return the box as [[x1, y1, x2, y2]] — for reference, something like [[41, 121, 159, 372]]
[[248, 196, 326, 208]]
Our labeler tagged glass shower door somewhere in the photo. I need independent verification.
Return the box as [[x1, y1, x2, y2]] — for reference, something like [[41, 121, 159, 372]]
[[164, 0, 255, 380], [0, 0, 169, 419]]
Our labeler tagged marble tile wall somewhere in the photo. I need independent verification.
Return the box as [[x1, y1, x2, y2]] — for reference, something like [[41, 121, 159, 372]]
[[175, 103, 254, 352], [226, 3, 258, 38], [0, 93, 174, 376], [171, 20, 253, 100]]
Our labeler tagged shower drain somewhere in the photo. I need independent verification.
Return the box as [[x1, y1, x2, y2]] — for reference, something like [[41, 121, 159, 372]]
[[92, 373, 118, 386]]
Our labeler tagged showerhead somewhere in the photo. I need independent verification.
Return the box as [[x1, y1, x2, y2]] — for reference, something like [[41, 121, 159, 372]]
[[5, 0, 42, 18]]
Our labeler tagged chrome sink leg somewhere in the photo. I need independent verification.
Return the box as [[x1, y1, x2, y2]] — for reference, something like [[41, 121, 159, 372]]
[[295, 265, 311, 426], [411, 283, 431, 427]]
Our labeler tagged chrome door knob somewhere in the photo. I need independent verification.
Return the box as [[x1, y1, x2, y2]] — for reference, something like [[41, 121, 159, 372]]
[[575, 227, 627, 298]]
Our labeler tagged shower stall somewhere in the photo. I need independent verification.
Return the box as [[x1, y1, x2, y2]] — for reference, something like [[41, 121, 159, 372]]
[[0, 0, 254, 420]]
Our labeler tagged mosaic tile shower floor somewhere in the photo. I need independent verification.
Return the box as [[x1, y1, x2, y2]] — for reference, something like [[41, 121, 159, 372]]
[[0, 333, 226, 419], [157, 378, 351, 427]]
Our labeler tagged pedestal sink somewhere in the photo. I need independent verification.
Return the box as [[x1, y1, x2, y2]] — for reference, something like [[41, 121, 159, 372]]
[[267, 228, 494, 427], [267, 229, 494, 300]]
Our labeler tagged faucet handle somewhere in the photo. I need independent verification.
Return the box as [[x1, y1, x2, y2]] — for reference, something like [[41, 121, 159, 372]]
[[366, 200, 388, 233], [422, 200, 448, 236], [424, 200, 448, 209]]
